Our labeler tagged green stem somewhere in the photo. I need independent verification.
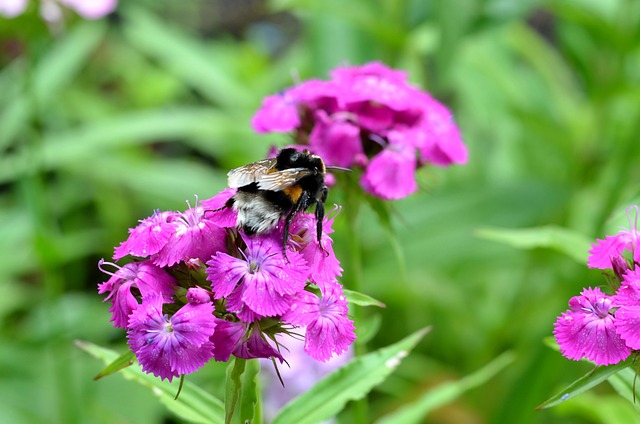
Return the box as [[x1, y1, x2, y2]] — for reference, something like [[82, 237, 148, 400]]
[[342, 177, 368, 424]]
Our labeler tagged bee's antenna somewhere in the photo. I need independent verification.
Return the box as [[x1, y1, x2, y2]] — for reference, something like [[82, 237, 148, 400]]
[[325, 166, 352, 173]]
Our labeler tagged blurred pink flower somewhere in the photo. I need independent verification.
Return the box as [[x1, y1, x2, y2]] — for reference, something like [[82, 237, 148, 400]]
[[0, 0, 27, 18], [0, 0, 116, 20], [252, 61, 468, 201]]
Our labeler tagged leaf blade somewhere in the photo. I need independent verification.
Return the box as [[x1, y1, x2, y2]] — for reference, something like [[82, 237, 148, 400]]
[[272, 327, 430, 424]]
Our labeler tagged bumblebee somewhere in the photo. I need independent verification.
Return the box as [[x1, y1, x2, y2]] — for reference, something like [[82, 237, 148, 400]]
[[225, 148, 338, 249]]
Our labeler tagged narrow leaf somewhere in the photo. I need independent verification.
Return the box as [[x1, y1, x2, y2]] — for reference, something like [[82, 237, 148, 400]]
[[272, 327, 430, 424], [93, 349, 135, 380], [475, 225, 592, 264], [375, 352, 515, 424], [225, 358, 246, 424], [537, 358, 635, 409], [344, 289, 386, 308], [77, 340, 225, 424], [0, 21, 107, 149], [607, 366, 640, 408]]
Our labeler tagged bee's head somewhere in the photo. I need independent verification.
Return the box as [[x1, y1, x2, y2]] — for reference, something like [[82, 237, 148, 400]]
[[277, 148, 326, 173]]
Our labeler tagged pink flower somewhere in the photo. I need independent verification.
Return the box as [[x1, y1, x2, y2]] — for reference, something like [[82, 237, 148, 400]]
[[283, 281, 356, 362], [588, 206, 640, 269], [205, 233, 309, 317], [113, 210, 178, 260], [153, 205, 227, 267], [210, 319, 247, 362], [553, 287, 630, 365], [98, 259, 175, 328], [613, 268, 640, 349], [251, 61, 467, 201], [308, 110, 363, 168], [360, 136, 418, 200], [127, 294, 216, 382], [288, 210, 343, 292]]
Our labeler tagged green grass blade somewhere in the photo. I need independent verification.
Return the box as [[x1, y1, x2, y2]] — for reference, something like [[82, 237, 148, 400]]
[[77, 340, 225, 424], [375, 352, 515, 424], [475, 225, 592, 264], [537, 358, 634, 410], [272, 327, 430, 424]]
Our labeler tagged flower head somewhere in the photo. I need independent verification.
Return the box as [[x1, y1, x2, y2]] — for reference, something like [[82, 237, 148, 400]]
[[153, 204, 227, 267], [98, 259, 175, 328], [553, 287, 630, 365], [283, 281, 356, 362], [251, 61, 467, 200], [206, 233, 309, 317], [588, 206, 640, 269], [127, 294, 216, 382], [114, 210, 178, 260]]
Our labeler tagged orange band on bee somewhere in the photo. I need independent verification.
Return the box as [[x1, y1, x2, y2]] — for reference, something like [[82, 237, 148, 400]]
[[283, 185, 303, 203]]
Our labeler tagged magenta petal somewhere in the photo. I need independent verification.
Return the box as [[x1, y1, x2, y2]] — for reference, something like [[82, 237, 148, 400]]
[[154, 207, 227, 267], [127, 295, 216, 381], [361, 143, 417, 200], [233, 329, 284, 362], [415, 97, 467, 166], [614, 306, 640, 349], [553, 287, 630, 365], [211, 319, 247, 362], [202, 188, 239, 228], [206, 253, 248, 298], [309, 111, 362, 168], [588, 234, 632, 269], [252, 93, 301, 133], [114, 211, 178, 260]]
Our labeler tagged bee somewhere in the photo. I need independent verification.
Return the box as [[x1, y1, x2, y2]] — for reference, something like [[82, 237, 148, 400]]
[[225, 148, 343, 250]]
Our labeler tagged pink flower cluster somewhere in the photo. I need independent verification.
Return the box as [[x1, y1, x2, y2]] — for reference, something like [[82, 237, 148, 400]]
[[554, 206, 640, 366], [252, 62, 467, 200], [98, 193, 356, 382]]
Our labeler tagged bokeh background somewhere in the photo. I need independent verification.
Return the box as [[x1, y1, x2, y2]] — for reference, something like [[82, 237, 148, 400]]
[[2, 0, 640, 423]]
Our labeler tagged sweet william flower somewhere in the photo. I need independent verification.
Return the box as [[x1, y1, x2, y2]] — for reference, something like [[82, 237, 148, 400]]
[[288, 210, 342, 292], [206, 233, 309, 317], [553, 287, 630, 366], [613, 268, 640, 349], [360, 134, 418, 200], [251, 61, 467, 201], [153, 205, 227, 268], [588, 206, 640, 270], [113, 210, 178, 260], [283, 281, 356, 362], [127, 293, 216, 382], [98, 259, 175, 328]]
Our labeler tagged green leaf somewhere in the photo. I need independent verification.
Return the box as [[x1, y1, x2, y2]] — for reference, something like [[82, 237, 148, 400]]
[[475, 225, 592, 264], [343, 289, 386, 308], [607, 366, 640, 409], [224, 358, 261, 424], [77, 340, 225, 424], [122, 7, 253, 108], [537, 357, 635, 410], [93, 349, 136, 380], [272, 327, 430, 424], [0, 21, 107, 150], [375, 351, 515, 424]]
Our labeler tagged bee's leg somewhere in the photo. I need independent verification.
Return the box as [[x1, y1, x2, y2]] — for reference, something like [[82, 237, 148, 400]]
[[315, 186, 329, 256], [282, 191, 309, 261]]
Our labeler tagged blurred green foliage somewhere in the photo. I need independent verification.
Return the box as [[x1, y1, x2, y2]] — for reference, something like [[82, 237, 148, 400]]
[[2, 0, 640, 422]]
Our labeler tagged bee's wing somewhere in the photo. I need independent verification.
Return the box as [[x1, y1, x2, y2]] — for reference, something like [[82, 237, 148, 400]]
[[256, 168, 313, 191], [227, 158, 278, 188]]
